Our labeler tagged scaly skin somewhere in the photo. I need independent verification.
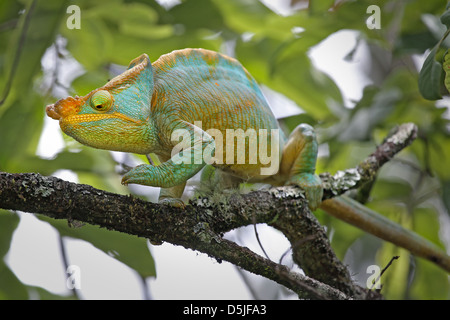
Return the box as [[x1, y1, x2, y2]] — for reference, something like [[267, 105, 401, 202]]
[[46, 49, 450, 272], [46, 48, 322, 209]]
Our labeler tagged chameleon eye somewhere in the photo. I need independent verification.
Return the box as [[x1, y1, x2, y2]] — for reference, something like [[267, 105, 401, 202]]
[[90, 90, 113, 112]]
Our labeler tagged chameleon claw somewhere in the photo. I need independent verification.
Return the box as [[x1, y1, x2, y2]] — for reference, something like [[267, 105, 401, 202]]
[[287, 173, 323, 211], [121, 174, 131, 185], [121, 164, 154, 186], [121, 174, 133, 186], [158, 197, 186, 209]]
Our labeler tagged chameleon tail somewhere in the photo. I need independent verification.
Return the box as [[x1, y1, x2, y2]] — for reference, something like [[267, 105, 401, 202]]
[[320, 196, 450, 273]]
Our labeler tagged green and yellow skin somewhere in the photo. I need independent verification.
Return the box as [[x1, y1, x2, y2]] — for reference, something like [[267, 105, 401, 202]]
[[46, 48, 322, 209], [46, 49, 450, 272]]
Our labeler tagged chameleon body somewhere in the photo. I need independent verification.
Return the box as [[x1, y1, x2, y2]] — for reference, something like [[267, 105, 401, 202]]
[[46, 49, 450, 272], [46, 48, 323, 209]]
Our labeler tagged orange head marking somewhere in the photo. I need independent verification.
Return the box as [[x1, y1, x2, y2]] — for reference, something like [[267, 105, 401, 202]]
[[45, 96, 84, 121], [44, 53, 155, 155]]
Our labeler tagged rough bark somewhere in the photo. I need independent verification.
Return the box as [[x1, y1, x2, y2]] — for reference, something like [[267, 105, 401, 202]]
[[0, 123, 419, 299], [0, 171, 361, 299]]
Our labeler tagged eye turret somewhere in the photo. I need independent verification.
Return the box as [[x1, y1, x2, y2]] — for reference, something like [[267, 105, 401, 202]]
[[90, 90, 113, 112]]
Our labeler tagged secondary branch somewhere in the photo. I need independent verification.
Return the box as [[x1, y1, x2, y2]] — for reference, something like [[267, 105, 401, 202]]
[[0, 171, 358, 299]]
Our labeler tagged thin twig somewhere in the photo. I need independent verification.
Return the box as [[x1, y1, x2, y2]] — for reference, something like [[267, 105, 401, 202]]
[[233, 266, 262, 299], [58, 236, 80, 299], [370, 255, 400, 291], [0, 171, 355, 299], [140, 275, 152, 300], [252, 213, 270, 261], [145, 154, 155, 166], [320, 123, 418, 199], [279, 235, 316, 265]]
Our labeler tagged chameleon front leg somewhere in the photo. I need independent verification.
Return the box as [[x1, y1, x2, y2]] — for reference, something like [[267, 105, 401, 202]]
[[279, 124, 323, 210], [153, 154, 186, 207], [122, 120, 215, 207]]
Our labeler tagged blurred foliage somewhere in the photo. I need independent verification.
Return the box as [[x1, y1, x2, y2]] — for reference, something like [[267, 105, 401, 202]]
[[0, 0, 449, 299]]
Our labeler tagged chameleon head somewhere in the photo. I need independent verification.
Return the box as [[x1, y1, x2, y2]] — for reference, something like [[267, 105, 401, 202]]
[[45, 54, 155, 154]]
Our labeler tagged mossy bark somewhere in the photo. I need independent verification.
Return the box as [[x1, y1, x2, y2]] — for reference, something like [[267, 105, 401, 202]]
[[1, 123, 419, 299]]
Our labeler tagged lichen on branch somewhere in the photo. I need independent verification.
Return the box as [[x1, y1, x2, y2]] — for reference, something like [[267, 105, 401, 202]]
[[0, 123, 419, 299]]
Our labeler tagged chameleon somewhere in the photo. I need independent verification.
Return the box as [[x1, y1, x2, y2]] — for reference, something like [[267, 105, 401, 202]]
[[46, 48, 322, 209], [46, 48, 450, 272]]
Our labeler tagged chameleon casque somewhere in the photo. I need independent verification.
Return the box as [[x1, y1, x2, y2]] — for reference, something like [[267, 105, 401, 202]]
[[46, 48, 450, 272]]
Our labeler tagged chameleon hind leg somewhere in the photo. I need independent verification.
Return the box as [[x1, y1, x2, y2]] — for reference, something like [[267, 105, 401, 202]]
[[279, 124, 323, 210], [154, 154, 187, 208], [159, 183, 187, 207], [200, 165, 243, 191]]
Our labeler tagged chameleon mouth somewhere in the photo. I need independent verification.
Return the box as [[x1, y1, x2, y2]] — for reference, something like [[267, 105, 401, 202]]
[[61, 112, 142, 126]]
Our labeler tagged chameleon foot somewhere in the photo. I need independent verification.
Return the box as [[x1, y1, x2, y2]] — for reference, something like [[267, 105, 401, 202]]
[[121, 164, 154, 186], [158, 197, 186, 209], [287, 173, 323, 211]]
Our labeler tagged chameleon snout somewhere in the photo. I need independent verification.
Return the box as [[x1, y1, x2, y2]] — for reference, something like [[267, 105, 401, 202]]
[[45, 103, 61, 120], [45, 96, 83, 120]]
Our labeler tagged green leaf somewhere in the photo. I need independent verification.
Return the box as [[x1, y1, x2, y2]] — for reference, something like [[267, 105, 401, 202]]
[[0, 94, 44, 169], [409, 207, 449, 299], [170, 0, 224, 32], [308, 0, 336, 14], [370, 180, 413, 202], [71, 71, 111, 96], [0, 262, 28, 299], [443, 50, 450, 92], [412, 207, 445, 249], [0, 211, 28, 299], [442, 180, 450, 217], [418, 46, 445, 100], [367, 203, 411, 299], [39, 216, 156, 278], [440, 7, 450, 28], [376, 244, 410, 299], [26, 285, 77, 300], [428, 132, 450, 180], [338, 87, 401, 141], [409, 258, 450, 299], [315, 209, 367, 261], [1, 0, 69, 105], [62, 18, 113, 70], [403, 1, 448, 35], [212, 0, 278, 36], [279, 113, 317, 133], [0, 0, 70, 169], [0, 210, 20, 259], [235, 37, 341, 120], [422, 13, 448, 42]]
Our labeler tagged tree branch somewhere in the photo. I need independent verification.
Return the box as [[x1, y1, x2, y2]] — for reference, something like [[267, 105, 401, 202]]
[[0, 123, 418, 299], [0, 171, 356, 299], [320, 123, 418, 199]]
